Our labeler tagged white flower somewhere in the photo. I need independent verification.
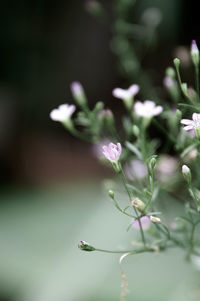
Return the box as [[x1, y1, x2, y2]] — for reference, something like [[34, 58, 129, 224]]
[[125, 160, 147, 181], [102, 142, 122, 163], [112, 84, 139, 100], [50, 104, 76, 122], [134, 100, 163, 117], [181, 113, 200, 131]]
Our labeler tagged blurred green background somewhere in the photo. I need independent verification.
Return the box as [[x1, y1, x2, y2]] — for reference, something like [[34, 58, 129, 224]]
[[1, 0, 200, 300]]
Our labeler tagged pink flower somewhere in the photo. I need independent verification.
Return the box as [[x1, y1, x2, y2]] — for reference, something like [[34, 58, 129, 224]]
[[132, 216, 150, 230], [112, 84, 139, 100], [181, 113, 200, 131], [50, 104, 76, 121], [134, 100, 163, 117], [102, 142, 122, 163]]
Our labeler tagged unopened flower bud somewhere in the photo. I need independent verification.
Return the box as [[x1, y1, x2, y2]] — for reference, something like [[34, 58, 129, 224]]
[[132, 125, 140, 137], [108, 190, 114, 199], [70, 81, 87, 107], [131, 197, 147, 214], [150, 216, 162, 224], [173, 58, 180, 68], [165, 67, 176, 79], [182, 165, 191, 184], [78, 240, 95, 252], [191, 40, 199, 66], [149, 157, 157, 172]]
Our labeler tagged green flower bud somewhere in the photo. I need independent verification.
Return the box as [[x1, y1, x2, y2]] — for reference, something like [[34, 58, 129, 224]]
[[173, 58, 180, 68], [108, 190, 115, 199], [78, 240, 95, 252], [132, 125, 140, 137], [131, 197, 147, 214], [166, 67, 176, 78]]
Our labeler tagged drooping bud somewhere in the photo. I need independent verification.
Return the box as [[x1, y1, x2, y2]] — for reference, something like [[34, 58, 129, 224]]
[[131, 197, 147, 214], [191, 40, 199, 67], [182, 165, 191, 185], [150, 216, 162, 224], [78, 240, 95, 252]]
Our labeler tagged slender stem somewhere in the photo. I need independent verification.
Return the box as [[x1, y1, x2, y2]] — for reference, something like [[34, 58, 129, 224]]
[[112, 196, 136, 218], [95, 247, 154, 254], [119, 170, 146, 246]]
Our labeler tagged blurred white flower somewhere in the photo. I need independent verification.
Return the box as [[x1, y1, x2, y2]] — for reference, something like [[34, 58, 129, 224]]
[[157, 155, 178, 175], [134, 100, 163, 117], [124, 160, 147, 181], [50, 104, 75, 122], [112, 84, 139, 100], [163, 76, 174, 89], [141, 7, 162, 27]]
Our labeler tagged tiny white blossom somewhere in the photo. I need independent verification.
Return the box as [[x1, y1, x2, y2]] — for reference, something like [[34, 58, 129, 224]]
[[102, 142, 122, 163], [112, 84, 139, 100], [134, 100, 163, 117], [50, 104, 76, 121]]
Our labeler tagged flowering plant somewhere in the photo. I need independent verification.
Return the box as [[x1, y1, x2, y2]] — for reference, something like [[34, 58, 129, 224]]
[[50, 3, 200, 300]]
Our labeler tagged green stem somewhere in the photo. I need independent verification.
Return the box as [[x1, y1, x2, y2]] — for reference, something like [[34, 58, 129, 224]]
[[119, 170, 146, 247], [95, 247, 154, 254]]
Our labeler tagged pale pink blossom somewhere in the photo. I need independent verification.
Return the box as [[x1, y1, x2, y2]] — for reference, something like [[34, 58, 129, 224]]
[[180, 113, 200, 131], [102, 142, 122, 163], [134, 100, 163, 117], [132, 216, 150, 230], [112, 84, 139, 100], [50, 104, 76, 121]]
